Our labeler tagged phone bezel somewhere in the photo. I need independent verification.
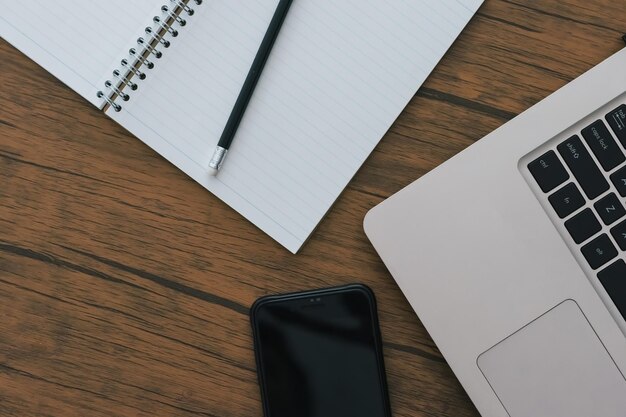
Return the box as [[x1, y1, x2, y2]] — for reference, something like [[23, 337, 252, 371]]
[[250, 283, 392, 417]]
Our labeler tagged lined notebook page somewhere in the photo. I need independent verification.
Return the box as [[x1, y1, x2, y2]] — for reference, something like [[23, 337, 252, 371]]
[[108, 0, 483, 253], [0, 0, 161, 107]]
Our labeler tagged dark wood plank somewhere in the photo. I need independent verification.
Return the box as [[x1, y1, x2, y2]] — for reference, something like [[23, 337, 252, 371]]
[[1, 1, 625, 416]]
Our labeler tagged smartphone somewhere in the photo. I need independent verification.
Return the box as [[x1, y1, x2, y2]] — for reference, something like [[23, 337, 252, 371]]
[[250, 284, 392, 417]]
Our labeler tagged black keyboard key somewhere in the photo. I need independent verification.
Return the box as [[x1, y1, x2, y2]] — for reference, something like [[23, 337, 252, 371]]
[[610, 219, 626, 250], [548, 183, 585, 218], [610, 165, 626, 197], [564, 208, 602, 244], [557, 135, 609, 200], [528, 150, 569, 193], [598, 260, 626, 320], [581, 234, 618, 270], [581, 120, 625, 171], [593, 193, 626, 225], [606, 104, 626, 148]]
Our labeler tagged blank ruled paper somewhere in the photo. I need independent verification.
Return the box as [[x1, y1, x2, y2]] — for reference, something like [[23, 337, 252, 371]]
[[108, 0, 483, 253], [0, 0, 160, 107]]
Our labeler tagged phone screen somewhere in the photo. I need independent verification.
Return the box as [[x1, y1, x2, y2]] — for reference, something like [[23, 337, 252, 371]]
[[252, 286, 390, 417]]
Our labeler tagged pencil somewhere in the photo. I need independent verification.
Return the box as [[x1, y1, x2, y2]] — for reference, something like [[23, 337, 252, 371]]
[[208, 0, 293, 175]]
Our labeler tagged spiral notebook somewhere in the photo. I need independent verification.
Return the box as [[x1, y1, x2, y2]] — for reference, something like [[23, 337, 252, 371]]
[[1, 0, 483, 253]]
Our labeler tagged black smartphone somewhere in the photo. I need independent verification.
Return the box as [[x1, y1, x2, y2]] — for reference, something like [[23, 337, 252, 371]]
[[250, 284, 392, 417]]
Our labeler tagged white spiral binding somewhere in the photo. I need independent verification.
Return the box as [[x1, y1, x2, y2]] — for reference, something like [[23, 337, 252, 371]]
[[97, 0, 202, 112]]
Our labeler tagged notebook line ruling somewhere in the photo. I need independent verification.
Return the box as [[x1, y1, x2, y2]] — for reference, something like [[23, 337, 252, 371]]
[[0, 0, 484, 253]]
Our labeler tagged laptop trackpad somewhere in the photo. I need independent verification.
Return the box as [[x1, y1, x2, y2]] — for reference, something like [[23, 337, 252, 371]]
[[477, 299, 626, 417]]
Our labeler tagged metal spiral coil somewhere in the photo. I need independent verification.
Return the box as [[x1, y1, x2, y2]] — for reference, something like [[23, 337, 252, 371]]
[[96, 0, 202, 112]]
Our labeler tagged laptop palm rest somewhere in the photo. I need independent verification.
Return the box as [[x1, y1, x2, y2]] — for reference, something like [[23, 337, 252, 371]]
[[477, 299, 626, 417]]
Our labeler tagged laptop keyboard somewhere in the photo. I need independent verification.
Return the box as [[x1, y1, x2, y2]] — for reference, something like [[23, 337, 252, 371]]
[[527, 104, 626, 321]]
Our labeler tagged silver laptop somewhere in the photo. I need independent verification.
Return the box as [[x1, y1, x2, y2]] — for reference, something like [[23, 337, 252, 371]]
[[364, 47, 626, 417]]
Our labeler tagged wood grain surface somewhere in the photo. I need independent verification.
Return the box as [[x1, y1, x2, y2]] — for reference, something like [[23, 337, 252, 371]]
[[1, 1, 626, 416]]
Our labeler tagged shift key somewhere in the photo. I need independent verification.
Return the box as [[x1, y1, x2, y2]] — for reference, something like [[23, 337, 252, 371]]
[[557, 135, 609, 200]]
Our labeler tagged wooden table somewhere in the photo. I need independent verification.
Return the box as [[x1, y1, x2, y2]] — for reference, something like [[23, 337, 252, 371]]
[[1, 1, 625, 416]]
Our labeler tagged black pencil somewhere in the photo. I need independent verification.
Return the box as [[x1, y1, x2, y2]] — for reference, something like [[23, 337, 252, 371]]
[[208, 0, 293, 175]]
